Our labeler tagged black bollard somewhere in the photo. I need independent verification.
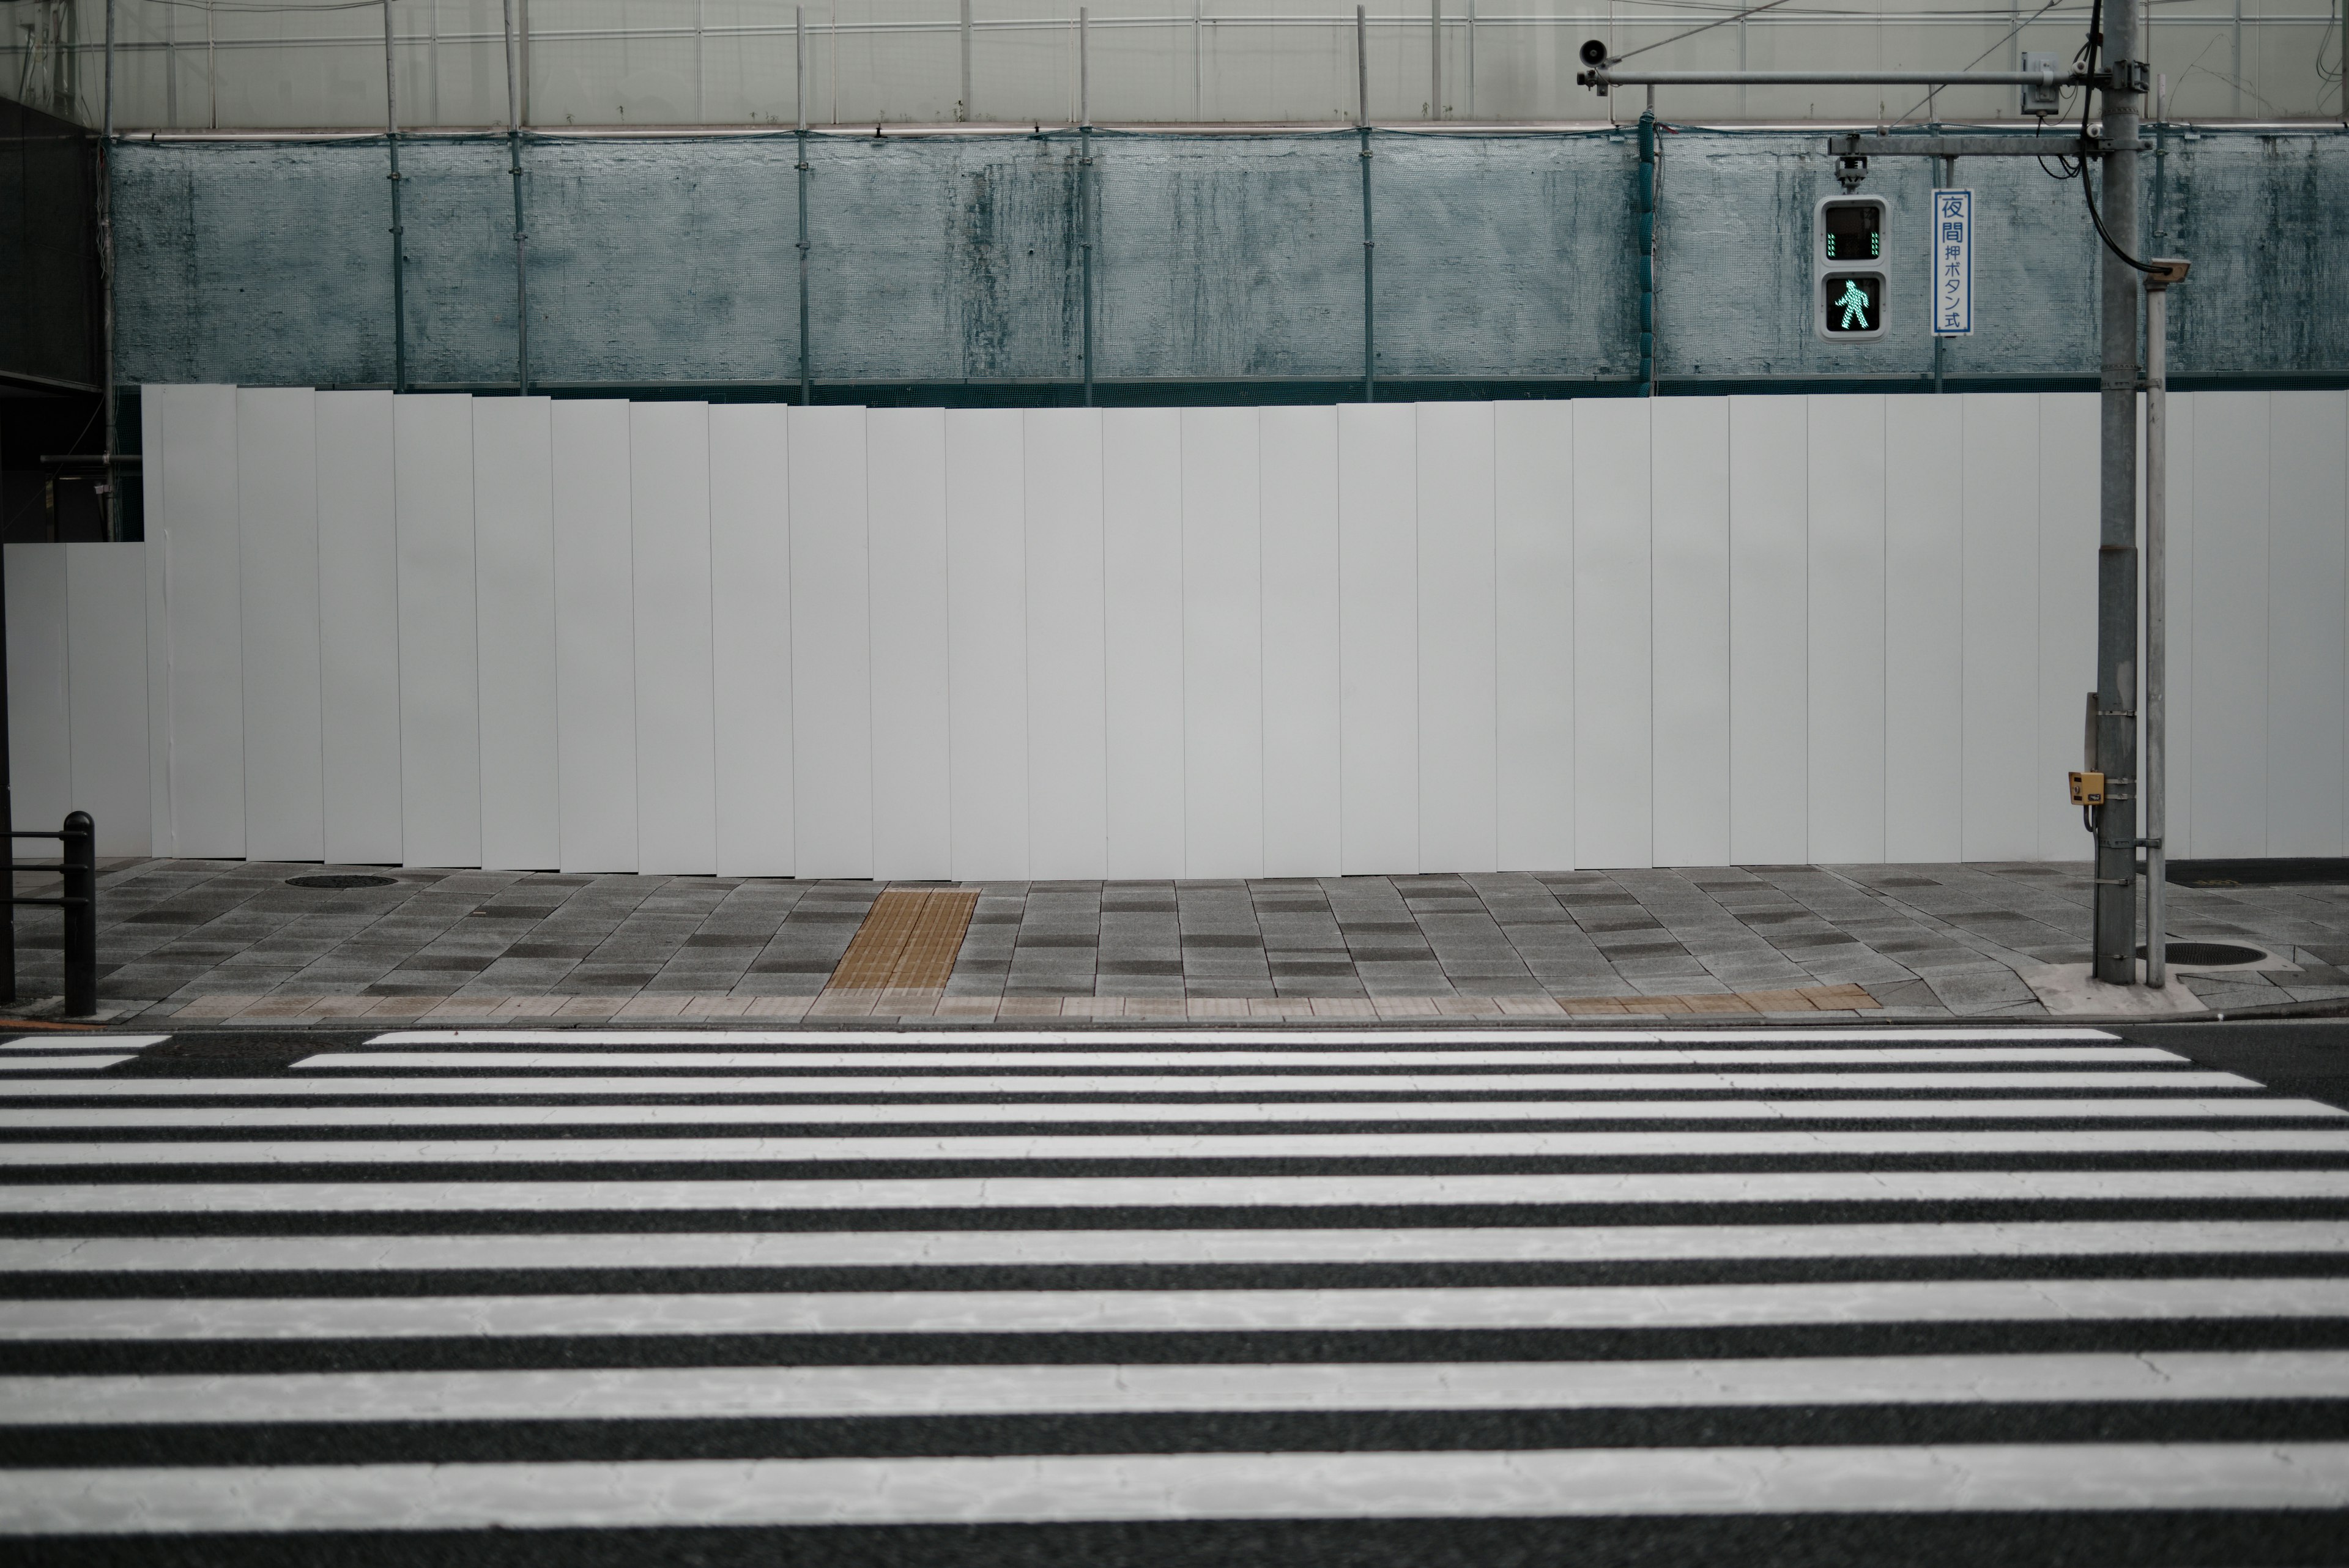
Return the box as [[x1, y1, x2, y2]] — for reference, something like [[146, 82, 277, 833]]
[[61, 811, 95, 1018]]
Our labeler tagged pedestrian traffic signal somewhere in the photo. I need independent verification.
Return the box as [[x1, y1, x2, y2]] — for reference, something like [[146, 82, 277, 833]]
[[1814, 195, 1888, 342], [1824, 273, 1883, 333]]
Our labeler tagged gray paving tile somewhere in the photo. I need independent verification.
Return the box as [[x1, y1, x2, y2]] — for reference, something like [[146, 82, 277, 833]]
[[61, 855, 2349, 1024]]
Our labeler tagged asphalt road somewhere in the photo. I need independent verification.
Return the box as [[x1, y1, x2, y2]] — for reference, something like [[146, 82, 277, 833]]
[[2, 1019, 2347, 1566]]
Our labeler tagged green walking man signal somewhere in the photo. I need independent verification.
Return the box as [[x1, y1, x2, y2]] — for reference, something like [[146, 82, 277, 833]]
[[1835, 278, 1871, 330], [1820, 272, 1884, 337]]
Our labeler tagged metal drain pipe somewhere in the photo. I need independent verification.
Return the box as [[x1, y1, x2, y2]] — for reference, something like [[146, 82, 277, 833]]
[[796, 7, 812, 405], [1079, 7, 1094, 407], [1637, 100, 1657, 397], [2142, 256, 2189, 990], [383, 0, 406, 393], [100, 0, 117, 539], [1356, 5, 1375, 403], [501, 0, 530, 393]]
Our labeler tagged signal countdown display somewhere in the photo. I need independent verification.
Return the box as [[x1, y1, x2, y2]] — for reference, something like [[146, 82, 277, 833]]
[[1822, 201, 1882, 262]]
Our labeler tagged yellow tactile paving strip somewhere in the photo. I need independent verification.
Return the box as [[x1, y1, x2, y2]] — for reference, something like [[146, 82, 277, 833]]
[[821, 888, 981, 994]]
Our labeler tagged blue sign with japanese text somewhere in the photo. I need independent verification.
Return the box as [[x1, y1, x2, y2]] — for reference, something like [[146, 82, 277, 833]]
[[1931, 188, 1973, 337]]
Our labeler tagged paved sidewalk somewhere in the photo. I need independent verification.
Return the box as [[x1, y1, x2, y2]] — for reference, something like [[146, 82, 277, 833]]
[[13, 858, 2349, 1025]]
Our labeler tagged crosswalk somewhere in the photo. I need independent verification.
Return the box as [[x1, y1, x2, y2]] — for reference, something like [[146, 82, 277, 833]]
[[3, 1023, 2348, 1563]]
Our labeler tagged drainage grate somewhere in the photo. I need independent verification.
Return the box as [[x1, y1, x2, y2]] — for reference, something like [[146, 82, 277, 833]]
[[2138, 940, 2269, 968], [285, 874, 399, 891]]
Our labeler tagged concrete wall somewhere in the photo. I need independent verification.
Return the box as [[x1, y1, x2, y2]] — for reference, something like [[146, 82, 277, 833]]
[[113, 127, 2349, 396], [21, 384, 2343, 875]]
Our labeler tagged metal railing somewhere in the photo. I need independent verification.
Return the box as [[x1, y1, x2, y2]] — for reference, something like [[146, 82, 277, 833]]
[[6, 0, 2343, 130], [6, 812, 98, 1019]]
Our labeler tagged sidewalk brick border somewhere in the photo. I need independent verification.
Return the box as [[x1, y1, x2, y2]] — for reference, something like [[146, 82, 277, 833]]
[[164, 983, 1880, 1025]]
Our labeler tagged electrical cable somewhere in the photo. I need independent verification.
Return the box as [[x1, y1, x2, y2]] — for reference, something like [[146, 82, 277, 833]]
[[2058, 0, 2161, 272], [1891, 0, 2072, 122], [1614, 0, 1801, 63], [125, 0, 391, 12], [2082, 152, 2158, 272], [2035, 113, 2084, 181]]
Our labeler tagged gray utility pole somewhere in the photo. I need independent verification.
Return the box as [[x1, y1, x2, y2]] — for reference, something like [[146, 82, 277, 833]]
[[1584, 41, 2161, 985], [2089, 0, 2145, 987]]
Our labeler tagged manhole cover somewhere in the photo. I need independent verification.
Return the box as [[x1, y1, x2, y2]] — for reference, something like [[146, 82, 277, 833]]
[[2137, 940, 2268, 968], [285, 874, 399, 890]]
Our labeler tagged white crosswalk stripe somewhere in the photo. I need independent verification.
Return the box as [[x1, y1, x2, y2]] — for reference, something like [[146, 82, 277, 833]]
[[7, 1446, 2348, 1534], [6, 1097, 2329, 1128], [369, 1028, 2137, 1045], [0, 1036, 169, 1052], [10, 1353, 2349, 1422], [4, 1219, 2345, 1271], [9, 1128, 2349, 1164], [284, 1067, 2264, 1090], [0, 1069, 2269, 1093], [301, 1046, 2185, 1066], [17, 1168, 2349, 1212], [303, 1053, 2232, 1077], [0, 1035, 168, 1076], [12, 1276, 2348, 1339], [2, 1022, 2345, 1561]]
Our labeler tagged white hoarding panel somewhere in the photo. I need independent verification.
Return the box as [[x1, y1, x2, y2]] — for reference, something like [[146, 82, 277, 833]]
[[710, 403, 796, 879], [629, 401, 719, 877], [1882, 394, 1964, 863], [1260, 405, 1343, 879], [1572, 398, 1652, 870], [1805, 394, 1886, 864], [551, 401, 637, 874], [150, 384, 245, 859], [1728, 395, 1809, 867], [315, 391, 402, 864], [4, 546, 69, 830], [788, 406, 875, 880], [2265, 392, 2348, 856], [64, 545, 151, 855], [948, 409, 1028, 882], [866, 407, 951, 880], [1181, 407, 1264, 880], [1417, 402, 1499, 876], [1650, 397, 1730, 868], [2189, 392, 2269, 858], [1025, 409, 1110, 881], [1494, 399, 1575, 872], [2033, 393, 2099, 862], [473, 396, 560, 872], [1102, 408, 1186, 880], [1958, 392, 2039, 862], [236, 386, 323, 862], [1337, 403, 1417, 874]]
